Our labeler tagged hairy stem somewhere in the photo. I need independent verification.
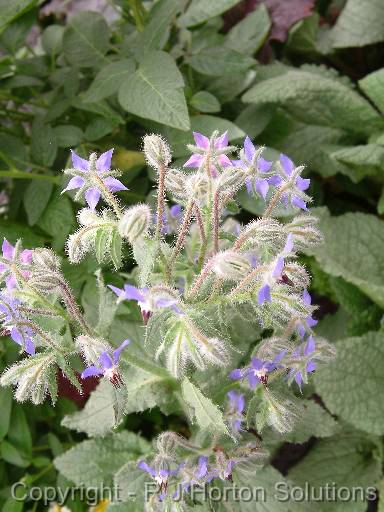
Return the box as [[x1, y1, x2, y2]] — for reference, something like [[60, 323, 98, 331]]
[[92, 173, 123, 219], [170, 201, 194, 267], [212, 191, 220, 254], [58, 281, 92, 335]]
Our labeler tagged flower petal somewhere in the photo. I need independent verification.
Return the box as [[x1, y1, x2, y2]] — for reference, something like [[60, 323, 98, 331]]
[[272, 257, 284, 278], [193, 132, 209, 149], [113, 339, 130, 364], [255, 178, 269, 200], [170, 204, 182, 217], [215, 131, 228, 149], [138, 460, 157, 477], [71, 150, 89, 172], [258, 157, 272, 173], [103, 176, 127, 193], [85, 187, 101, 210], [62, 176, 85, 194], [296, 176, 310, 191], [20, 249, 33, 264], [81, 365, 103, 378], [25, 337, 35, 355], [183, 154, 204, 168], [280, 154, 294, 176], [108, 285, 124, 298], [123, 284, 145, 302], [258, 284, 271, 304], [229, 368, 242, 380], [96, 149, 113, 173], [291, 195, 307, 211], [243, 136, 255, 162], [99, 351, 113, 370], [2, 239, 14, 260], [218, 154, 231, 167], [304, 335, 315, 356], [303, 289, 312, 305]]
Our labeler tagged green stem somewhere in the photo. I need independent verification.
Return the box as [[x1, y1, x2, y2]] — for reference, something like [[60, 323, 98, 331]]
[[0, 170, 59, 183]]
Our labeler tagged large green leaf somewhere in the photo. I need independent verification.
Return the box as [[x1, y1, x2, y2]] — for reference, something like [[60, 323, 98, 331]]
[[305, 207, 384, 308], [82, 59, 135, 103], [0, 0, 36, 34], [359, 68, 384, 115], [63, 11, 109, 68], [225, 4, 271, 55], [178, 0, 240, 27], [315, 331, 384, 435], [331, 0, 384, 48], [289, 430, 381, 512], [242, 70, 383, 135], [187, 47, 255, 77], [54, 431, 150, 488], [118, 51, 189, 130], [23, 180, 53, 226]]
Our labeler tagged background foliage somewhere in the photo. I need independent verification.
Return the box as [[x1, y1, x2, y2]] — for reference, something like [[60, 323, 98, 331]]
[[0, 0, 384, 510]]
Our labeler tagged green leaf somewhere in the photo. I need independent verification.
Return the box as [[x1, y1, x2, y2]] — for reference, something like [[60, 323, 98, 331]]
[[187, 47, 255, 76], [53, 125, 83, 148], [0, 0, 36, 34], [54, 431, 150, 488], [331, 0, 384, 48], [31, 121, 58, 166], [2, 498, 23, 512], [85, 117, 119, 142], [242, 70, 383, 135], [359, 68, 384, 115], [62, 11, 109, 68], [1, 439, 29, 467], [82, 59, 135, 103], [283, 401, 339, 444], [178, 0, 240, 27], [287, 13, 320, 55], [235, 104, 275, 140], [62, 379, 117, 437], [0, 388, 12, 439], [288, 430, 381, 511], [190, 91, 220, 113], [305, 207, 384, 308], [118, 51, 190, 130], [181, 377, 229, 436], [132, 238, 157, 287], [23, 180, 53, 225], [330, 144, 384, 182], [315, 331, 384, 435], [41, 24, 64, 57], [0, 218, 46, 246], [225, 4, 271, 54], [8, 405, 32, 459], [113, 460, 151, 504], [37, 190, 75, 251], [120, 366, 171, 414], [109, 229, 122, 269]]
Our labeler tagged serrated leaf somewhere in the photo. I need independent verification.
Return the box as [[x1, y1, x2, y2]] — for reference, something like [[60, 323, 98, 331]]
[[109, 229, 122, 269], [63, 11, 109, 68], [54, 432, 151, 488], [305, 207, 384, 308], [118, 51, 189, 130], [62, 379, 117, 437], [178, 0, 240, 27], [23, 180, 53, 226], [181, 377, 229, 436], [242, 70, 383, 135], [82, 59, 135, 103], [315, 331, 384, 435], [331, 0, 384, 48]]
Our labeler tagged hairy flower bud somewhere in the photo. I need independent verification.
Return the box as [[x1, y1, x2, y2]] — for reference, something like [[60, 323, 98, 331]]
[[118, 204, 151, 243], [75, 335, 112, 366], [285, 215, 323, 248], [263, 389, 300, 434], [29, 249, 63, 292], [143, 134, 172, 169], [185, 173, 209, 204], [215, 166, 245, 194], [78, 208, 100, 226], [164, 169, 187, 200], [212, 251, 251, 280]]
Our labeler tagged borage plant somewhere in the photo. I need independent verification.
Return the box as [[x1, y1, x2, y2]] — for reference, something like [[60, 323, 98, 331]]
[[0, 131, 335, 511]]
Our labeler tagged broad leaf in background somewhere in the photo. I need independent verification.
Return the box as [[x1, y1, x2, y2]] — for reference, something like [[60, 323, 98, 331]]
[[331, 0, 384, 48], [315, 331, 384, 435], [54, 431, 150, 488], [62, 11, 110, 68], [359, 68, 384, 115], [0, 0, 36, 34], [178, 0, 240, 27], [82, 59, 135, 103], [243, 69, 383, 135], [305, 207, 384, 308], [225, 5, 271, 54], [118, 51, 190, 130]]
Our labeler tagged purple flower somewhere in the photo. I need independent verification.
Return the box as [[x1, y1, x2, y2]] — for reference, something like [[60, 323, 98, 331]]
[[184, 131, 232, 170], [62, 149, 127, 210], [288, 336, 317, 388], [81, 339, 130, 386], [234, 137, 272, 200], [258, 284, 271, 305], [0, 294, 35, 354], [274, 154, 310, 211], [108, 284, 181, 322], [0, 239, 32, 291], [155, 204, 183, 235], [226, 390, 245, 433], [230, 352, 285, 389], [138, 460, 181, 501], [296, 290, 318, 338]]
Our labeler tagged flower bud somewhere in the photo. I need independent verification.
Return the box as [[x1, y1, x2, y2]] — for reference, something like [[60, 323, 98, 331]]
[[264, 389, 300, 434], [185, 173, 209, 204], [216, 166, 245, 194], [30, 249, 63, 292], [164, 169, 187, 200], [212, 251, 251, 280], [75, 335, 112, 366], [78, 208, 100, 226], [285, 215, 323, 248], [118, 204, 151, 243], [32, 248, 61, 273], [143, 134, 172, 169]]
